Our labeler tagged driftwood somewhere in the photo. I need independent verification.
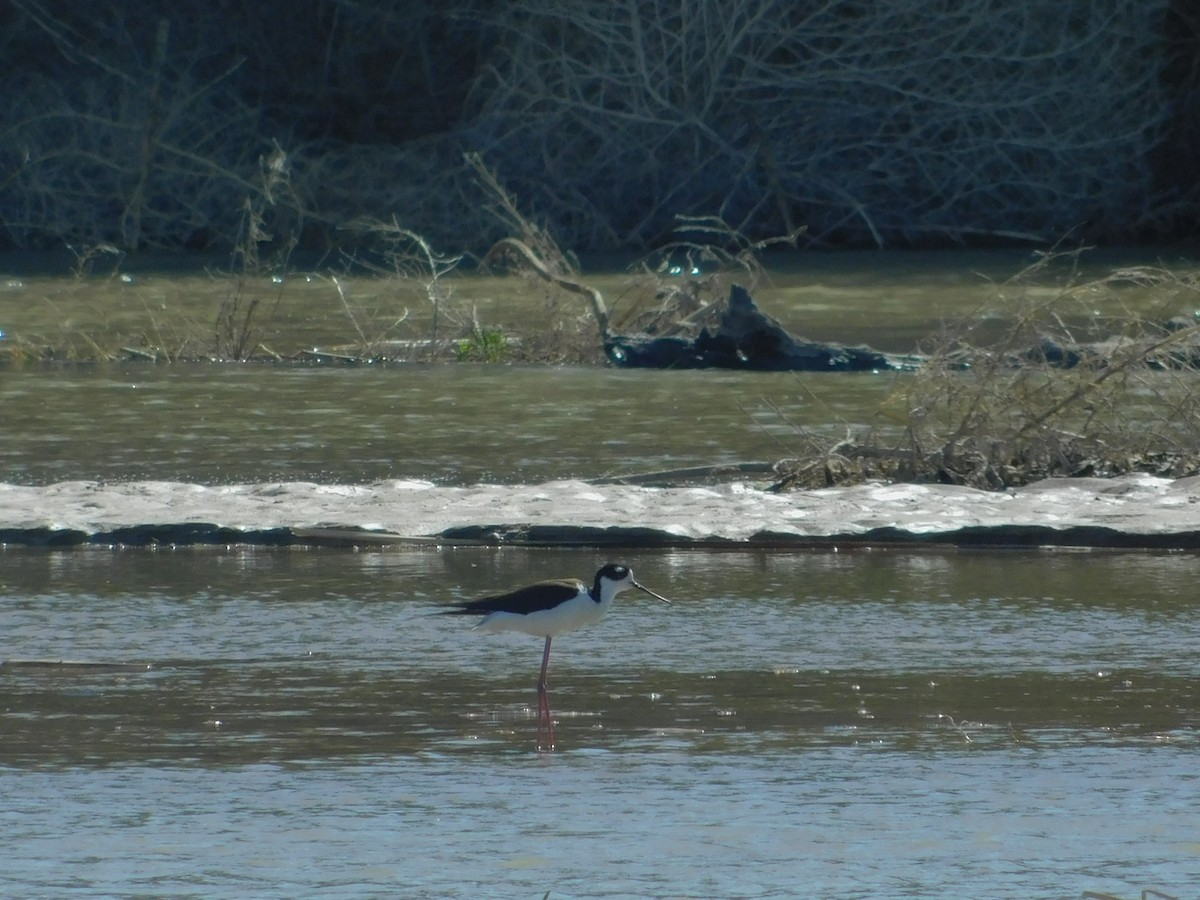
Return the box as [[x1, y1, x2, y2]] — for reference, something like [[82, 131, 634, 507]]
[[606, 284, 921, 371], [481, 237, 610, 337]]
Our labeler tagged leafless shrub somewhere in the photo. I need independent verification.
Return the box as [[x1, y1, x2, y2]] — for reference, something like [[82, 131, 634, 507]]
[[1, 1, 1181, 256], [471, 154, 612, 361], [468, 0, 1171, 250], [3, 11, 267, 250], [213, 280, 277, 361], [213, 144, 301, 360], [336, 217, 465, 360], [773, 252, 1200, 490], [66, 242, 126, 279]]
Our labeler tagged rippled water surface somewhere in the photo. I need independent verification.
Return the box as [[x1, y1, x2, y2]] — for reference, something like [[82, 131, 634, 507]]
[[3, 252, 1198, 897], [0, 365, 900, 486], [3, 547, 1197, 897]]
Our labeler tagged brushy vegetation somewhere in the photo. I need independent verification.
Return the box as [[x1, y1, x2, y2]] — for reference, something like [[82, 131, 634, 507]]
[[470, 0, 1176, 249], [335, 216, 469, 362], [769, 251, 1200, 490], [2, 1, 1195, 254]]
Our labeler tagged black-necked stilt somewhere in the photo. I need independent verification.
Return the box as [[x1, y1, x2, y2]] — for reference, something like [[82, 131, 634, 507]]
[[442, 563, 671, 750]]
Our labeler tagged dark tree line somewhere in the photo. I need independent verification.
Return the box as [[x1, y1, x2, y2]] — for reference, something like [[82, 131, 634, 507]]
[[1, 0, 1197, 256]]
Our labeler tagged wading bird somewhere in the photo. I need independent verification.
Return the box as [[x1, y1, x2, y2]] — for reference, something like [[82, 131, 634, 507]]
[[442, 563, 671, 750]]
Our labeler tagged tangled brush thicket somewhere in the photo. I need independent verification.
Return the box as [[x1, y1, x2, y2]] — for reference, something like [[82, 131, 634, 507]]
[[769, 253, 1200, 491], [469, 0, 1174, 249], [0, 0, 1187, 255]]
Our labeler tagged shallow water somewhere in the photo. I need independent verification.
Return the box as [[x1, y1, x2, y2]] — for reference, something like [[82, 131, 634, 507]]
[[2, 547, 1197, 896], [5, 750, 1194, 897], [0, 364, 902, 485], [3, 251, 1198, 896]]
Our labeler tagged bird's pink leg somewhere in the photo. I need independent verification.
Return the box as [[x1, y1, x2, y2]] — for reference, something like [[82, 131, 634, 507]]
[[536, 635, 554, 751]]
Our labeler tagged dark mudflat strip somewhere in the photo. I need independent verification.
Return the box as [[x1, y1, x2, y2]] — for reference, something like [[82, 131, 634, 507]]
[[1, 659, 153, 672], [4, 522, 1200, 550], [437, 523, 1200, 550], [0, 524, 294, 548]]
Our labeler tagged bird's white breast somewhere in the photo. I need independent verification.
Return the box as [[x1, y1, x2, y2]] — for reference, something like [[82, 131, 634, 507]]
[[475, 591, 610, 637]]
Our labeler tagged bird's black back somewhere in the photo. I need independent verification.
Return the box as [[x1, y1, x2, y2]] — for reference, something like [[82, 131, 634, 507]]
[[442, 578, 587, 616]]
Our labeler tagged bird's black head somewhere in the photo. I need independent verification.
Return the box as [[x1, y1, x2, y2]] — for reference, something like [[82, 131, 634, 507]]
[[591, 562, 671, 605], [590, 563, 632, 600], [596, 563, 630, 582]]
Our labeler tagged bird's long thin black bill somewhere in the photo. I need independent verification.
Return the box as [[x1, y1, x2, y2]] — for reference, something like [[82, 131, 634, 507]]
[[633, 581, 672, 604]]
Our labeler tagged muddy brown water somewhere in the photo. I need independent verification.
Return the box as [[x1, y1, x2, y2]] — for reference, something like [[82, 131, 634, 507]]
[[2, 250, 1198, 896], [2, 547, 1198, 896]]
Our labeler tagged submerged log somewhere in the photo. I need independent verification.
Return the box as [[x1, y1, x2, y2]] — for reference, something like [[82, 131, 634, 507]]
[[605, 284, 920, 371], [1023, 322, 1200, 370]]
